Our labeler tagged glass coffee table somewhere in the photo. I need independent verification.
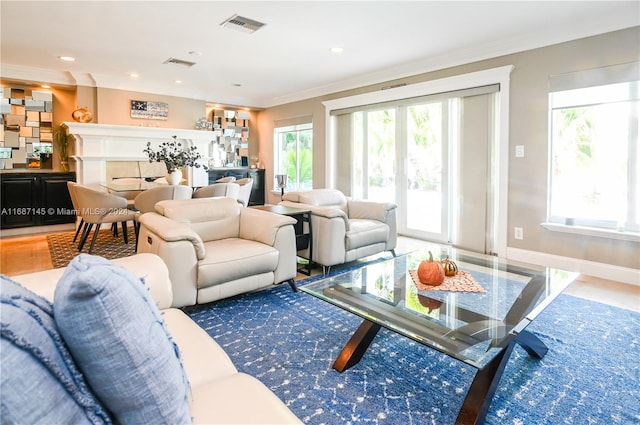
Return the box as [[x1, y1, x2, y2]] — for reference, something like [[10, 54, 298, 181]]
[[300, 247, 576, 425]]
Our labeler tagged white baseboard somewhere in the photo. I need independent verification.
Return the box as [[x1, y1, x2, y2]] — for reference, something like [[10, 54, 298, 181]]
[[506, 247, 640, 287]]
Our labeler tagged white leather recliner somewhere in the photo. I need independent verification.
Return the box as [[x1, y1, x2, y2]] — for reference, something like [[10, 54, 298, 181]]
[[279, 189, 397, 274], [192, 182, 240, 200], [137, 197, 298, 307]]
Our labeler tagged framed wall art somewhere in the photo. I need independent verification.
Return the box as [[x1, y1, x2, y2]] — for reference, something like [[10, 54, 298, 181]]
[[131, 100, 168, 120]]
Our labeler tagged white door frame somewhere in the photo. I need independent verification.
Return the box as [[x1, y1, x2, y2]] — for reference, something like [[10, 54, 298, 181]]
[[323, 65, 514, 257]]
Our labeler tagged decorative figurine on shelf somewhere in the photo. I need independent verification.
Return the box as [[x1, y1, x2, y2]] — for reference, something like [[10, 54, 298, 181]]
[[71, 107, 93, 123]]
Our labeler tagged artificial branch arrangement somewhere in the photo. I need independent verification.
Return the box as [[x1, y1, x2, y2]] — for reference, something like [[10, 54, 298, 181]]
[[143, 135, 208, 172], [53, 124, 71, 171]]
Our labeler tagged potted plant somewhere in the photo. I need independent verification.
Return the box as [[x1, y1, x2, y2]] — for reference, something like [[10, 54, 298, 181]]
[[144, 135, 208, 185], [54, 124, 71, 172]]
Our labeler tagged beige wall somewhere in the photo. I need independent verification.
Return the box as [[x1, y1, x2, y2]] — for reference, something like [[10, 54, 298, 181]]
[[257, 27, 640, 270], [95, 87, 206, 128]]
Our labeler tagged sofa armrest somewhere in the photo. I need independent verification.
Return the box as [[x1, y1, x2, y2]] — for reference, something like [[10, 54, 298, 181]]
[[238, 208, 297, 246], [239, 208, 297, 284], [279, 200, 349, 225], [138, 212, 206, 260], [348, 199, 397, 223]]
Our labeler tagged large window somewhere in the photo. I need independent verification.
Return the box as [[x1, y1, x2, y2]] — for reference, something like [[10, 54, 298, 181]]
[[548, 79, 639, 234], [274, 122, 313, 190]]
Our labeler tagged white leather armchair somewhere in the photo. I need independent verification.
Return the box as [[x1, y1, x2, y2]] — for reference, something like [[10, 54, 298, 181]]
[[137, 197, 298, 307], [192, 182, 240, 200], [279, 189, 397, 273]]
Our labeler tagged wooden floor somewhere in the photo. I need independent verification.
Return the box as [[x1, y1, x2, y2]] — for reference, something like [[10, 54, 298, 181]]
[[1, 232, 638, 312]]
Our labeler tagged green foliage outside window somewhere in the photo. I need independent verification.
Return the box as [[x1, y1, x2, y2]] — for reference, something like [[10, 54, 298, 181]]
[[278, 128, 312, 190]]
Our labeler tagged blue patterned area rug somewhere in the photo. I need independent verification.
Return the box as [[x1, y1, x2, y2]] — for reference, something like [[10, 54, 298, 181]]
[[185, 275, 640, 424]]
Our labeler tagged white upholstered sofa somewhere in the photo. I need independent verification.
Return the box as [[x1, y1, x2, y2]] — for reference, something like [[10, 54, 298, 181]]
[[279, 189, 398, 273], [7, 254, 301, 424], [137, 197, 298, 307]]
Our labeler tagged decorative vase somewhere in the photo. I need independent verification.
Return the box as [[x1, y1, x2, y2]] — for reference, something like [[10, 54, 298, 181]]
[[60, 160, 70, 172], [71, 107, 93, 123], [165, 169, 182, 185]]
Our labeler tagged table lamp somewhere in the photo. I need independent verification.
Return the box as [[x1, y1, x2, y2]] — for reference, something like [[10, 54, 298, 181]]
[[275, 174, 288, 200]]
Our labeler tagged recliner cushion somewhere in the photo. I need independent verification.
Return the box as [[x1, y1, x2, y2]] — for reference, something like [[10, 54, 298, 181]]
[[286, 189, 348, 212], [197, 238, 279, 287], [54, 254, 191, 425], [345, 219, 390, 250], [0, 275, 112, 425]]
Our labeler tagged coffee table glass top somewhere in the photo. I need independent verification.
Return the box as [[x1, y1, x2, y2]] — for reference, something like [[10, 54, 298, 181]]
[[300, 247, 575, 369]]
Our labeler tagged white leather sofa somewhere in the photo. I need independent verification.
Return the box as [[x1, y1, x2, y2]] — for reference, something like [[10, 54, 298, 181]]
[[279, 189, 398, 273], [10, 253, 302, 424], [137, 197, 298, 307]]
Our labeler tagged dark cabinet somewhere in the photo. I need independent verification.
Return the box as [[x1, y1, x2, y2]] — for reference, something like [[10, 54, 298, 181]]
[[40, 175, 76, 225], [208, 168, 265, 206], [0, 176, 38, 228], [1, 172, 76, 229]]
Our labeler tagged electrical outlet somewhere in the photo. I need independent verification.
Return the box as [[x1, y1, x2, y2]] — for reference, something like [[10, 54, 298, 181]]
[[514, 227, 524, 240], [515, 145, 525, 158]]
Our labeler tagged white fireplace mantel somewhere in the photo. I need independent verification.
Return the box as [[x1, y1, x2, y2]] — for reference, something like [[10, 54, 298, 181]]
[[65, 122, 216, 186]]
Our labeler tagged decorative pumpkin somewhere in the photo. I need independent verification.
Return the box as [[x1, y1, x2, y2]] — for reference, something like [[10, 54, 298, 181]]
[[417, 294, 443, 311], [441, 256, 459, 277], [417, 251, 445, 286]]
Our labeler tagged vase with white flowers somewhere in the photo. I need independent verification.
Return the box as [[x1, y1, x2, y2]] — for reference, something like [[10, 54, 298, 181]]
[[143, 135, 208, 185]]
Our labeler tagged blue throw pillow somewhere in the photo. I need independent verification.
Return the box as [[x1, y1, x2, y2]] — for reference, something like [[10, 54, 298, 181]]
[[54, 254, 190, 424], [0, 275, 112, 424]]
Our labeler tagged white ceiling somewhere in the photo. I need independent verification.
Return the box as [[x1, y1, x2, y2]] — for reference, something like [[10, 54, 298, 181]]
[[1, 1, 638, 108]]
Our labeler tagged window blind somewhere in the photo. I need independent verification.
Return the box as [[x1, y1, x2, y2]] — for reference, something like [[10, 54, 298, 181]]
[[549, 62, 639, 93], [330, 84, 499, 116]]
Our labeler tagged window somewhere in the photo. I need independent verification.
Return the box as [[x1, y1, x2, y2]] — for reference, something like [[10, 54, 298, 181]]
[[548, 77, 639, 234], [274, 122, 313, 190]]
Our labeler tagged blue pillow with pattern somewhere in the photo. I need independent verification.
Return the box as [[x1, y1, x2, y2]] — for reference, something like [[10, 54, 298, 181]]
[[0, 275, 112, 424], [54, 254, 190, 424]]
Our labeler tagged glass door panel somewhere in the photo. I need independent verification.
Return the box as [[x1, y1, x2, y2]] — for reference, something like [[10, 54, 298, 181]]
[[366, 109, 396, 202], [404, 102, 449, 241]]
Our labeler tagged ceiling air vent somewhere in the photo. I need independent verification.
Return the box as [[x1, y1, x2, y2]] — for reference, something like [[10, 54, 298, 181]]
[[163, 57, 196, 67], [220, 14, 266, 34]]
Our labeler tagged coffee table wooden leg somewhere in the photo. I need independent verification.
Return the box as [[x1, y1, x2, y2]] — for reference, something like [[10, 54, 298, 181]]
[[456, 341, 516, 425], [333, 319, 381, 373], [516, 330, 548, 358], [456, 330, 549, 425]]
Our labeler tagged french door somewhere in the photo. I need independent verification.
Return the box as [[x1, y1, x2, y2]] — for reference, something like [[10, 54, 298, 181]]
[[350, 90, 497, 254]]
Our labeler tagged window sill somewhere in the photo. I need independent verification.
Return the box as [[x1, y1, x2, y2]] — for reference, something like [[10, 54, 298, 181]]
[[541, 222, 640, 243]]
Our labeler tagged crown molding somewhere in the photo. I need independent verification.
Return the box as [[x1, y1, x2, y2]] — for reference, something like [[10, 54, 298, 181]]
[[0, 63, 76, 86]]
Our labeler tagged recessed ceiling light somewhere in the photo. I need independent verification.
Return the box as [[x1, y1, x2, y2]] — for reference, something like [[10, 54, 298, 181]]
[[330, 47, 344, 54], [41, 85, 50, 89], [129, 73, 139, 78], [175, 80, 183, 84], [58, 56, 75, 62]]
